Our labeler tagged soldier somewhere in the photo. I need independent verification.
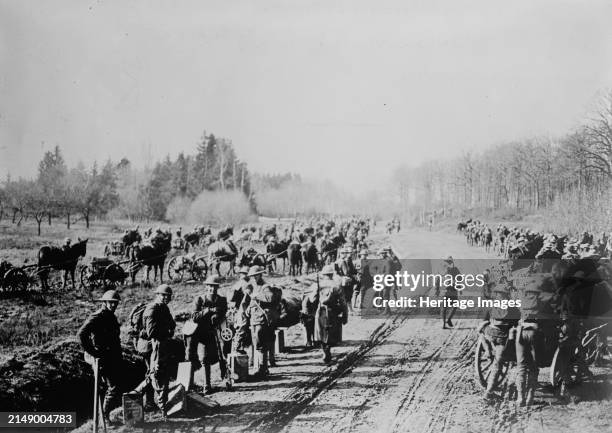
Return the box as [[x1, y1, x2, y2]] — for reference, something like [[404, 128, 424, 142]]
[[62, 237, 72, 252], [379, 248, 395, 314], [230, 267, 253, 354], [515, 275, 557, 407], [244, 265, 282, 379], [357, 249, 372, 310], [436, 256, 461, 329], [312, 264, 348, 363], [335, 247, 358, 313], [185, 276, 228, 394], [480, 282, 520, 401], [77, 290, 123, 425], [143, 284, 176, 420]]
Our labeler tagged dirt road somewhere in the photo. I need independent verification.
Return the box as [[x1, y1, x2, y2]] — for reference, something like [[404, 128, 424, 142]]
[[86, 228, 612, 433]]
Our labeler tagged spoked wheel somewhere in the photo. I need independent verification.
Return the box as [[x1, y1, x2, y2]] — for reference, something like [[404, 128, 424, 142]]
[[191, 257, 208, 281], [474, 335, 509, 389], [103, 264, 126, 288], [220, 326, 234, 342], [5, 268, 29, 292], [80, 266, 95, 290], [550, 346, 582, 388], [583, 332, 604, 366], [167, 257, 185, 283]]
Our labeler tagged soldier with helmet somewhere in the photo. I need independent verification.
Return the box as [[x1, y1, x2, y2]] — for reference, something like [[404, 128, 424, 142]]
[[479, 279, 520, 401], [356, 249, 372, 310], [230, 266, 253, 354], [335, 247, 358, 314], [436, 256, 461, 329], [244, 265, 282, 379], [310, 264, 348, 364], [515, 275, 557, 407], [77, 289, 123, 425], [185, 276, 228, 394], [143, 284, 176, 420]]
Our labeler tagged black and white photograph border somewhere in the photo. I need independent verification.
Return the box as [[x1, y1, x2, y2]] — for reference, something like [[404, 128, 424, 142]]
[[1, 1, 611, 432]]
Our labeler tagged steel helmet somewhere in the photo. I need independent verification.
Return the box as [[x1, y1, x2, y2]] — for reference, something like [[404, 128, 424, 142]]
[[247, 265, 265, 277], [97, 289, 120, 302], [155, 284, 173, 296], [204, 276, 221, 286], [320, 264, 335, 276]]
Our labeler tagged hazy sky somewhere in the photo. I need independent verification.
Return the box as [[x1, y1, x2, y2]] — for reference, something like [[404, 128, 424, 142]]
[[1, 0, 611, 190]]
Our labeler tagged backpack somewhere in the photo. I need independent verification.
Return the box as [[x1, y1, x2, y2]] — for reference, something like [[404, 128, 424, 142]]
[[129, 302, 147, 337]]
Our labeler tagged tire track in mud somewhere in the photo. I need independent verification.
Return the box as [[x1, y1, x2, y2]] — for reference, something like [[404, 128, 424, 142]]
[[244, 314, 408, 433], [275, 318, 479, 433]]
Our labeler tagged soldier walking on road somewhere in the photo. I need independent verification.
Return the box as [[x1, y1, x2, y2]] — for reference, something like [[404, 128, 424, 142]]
[[143, 284, 176, 420], [436, 256, 461, 329], [77, 290, 123, 425]]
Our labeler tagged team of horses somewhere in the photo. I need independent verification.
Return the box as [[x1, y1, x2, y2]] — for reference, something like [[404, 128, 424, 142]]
[[27, 217, 372, 291]]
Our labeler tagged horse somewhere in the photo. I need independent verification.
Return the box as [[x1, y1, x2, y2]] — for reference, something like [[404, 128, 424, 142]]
[[320, 233, 345, 264], [122, 229, 142, 257], [302, 242, 319, 274], [208, 240, 238, 276], [128, 236, 171, 284], [287, 241, 302, 276], [183, 231, 201, 252], [266, 238, 289, 273], [38, 238, 88, 291]]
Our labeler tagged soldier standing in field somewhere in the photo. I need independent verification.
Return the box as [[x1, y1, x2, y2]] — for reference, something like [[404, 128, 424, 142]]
[[77, 289, 123, 426], [185, 276, 228, 394], [311, 264, 349, 364], [143, 284, 176, 420], [244, 265, 282, 379]]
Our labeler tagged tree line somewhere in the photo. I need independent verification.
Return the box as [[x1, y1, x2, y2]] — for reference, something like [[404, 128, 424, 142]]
[[394, 91, 612, 233], [0, 131, 255, 234]]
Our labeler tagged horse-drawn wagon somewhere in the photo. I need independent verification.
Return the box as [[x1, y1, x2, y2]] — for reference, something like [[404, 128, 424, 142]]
[[167, 253, 208, 283], [80, 256, 128, 290], [474, 321, 605, 392], [0, 260, 33, 293]]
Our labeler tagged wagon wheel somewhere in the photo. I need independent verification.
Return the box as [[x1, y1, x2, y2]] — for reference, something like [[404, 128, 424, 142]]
[[191, 257, 208, 281], [103, 264, 126, 288], [583, 332, 603, 366], [167, 257, 185, 283], [220, 327, 234, 342], [49, 269, 65, 291], [5, 268, 28, 292], [80, 266, 95, 290], [474, 335, 509, 389], [550, 346, 582, 388]]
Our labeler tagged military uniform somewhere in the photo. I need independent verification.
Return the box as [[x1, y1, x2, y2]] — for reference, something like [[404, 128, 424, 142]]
[[185, 293, 228, 388], [245, 282, 282, 376], [515, 275, 558, 406], [77, 307, 123, 419], [335, 257, 358, 310], [230, 277, 252, 352], [481, 286, 520, 398], [143, 301, 176, 414], [313, 278, 348, 363]]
